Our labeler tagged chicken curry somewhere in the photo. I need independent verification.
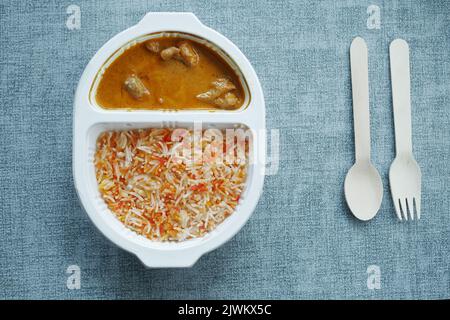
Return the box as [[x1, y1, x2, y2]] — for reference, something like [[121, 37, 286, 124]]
[[95, 36, 245, 110]]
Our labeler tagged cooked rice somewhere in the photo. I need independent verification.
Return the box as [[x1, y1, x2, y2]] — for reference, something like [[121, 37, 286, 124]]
[[94, 128, 248, 241]]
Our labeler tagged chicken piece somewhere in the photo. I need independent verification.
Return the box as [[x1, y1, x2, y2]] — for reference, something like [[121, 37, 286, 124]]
[[160, 47, 182, 61], [160, 42, 199, 67], [145, 41, 160, 53], [196, 78, 236, 102], [124, 75, 150, 100], [178, 41, 199, 67], [213, 92, 239, 109]]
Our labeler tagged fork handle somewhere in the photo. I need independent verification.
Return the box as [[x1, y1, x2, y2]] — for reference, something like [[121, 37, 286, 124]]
[[390, 39, 413, 156], [350, 37, 371, 162]]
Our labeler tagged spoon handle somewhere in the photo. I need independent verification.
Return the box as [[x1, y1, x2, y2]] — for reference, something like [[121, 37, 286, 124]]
[[389, 39, 413, 157], [350, 37, 371, 162]]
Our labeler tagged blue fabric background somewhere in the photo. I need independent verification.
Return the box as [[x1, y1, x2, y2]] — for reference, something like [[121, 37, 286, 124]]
[[0, 0, 449, 299]]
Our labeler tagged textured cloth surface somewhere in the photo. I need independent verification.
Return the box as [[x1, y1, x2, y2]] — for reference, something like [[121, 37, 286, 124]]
[[1, 0, 449, 299]]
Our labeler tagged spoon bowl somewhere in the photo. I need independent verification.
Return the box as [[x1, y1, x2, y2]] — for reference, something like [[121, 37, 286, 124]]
[[344, 161, 383, 221]]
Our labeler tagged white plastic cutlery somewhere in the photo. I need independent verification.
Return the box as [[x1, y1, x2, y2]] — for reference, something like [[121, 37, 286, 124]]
[[389, 39, 422, 221], [344, 37, 383, 221]]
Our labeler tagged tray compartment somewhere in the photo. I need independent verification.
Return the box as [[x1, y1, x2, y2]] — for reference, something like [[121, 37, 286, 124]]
[[84, 121, 256, 248], [89, 32, 251, 112]]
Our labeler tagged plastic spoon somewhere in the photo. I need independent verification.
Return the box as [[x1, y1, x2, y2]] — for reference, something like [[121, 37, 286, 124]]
[[344, 37, 383, 221]]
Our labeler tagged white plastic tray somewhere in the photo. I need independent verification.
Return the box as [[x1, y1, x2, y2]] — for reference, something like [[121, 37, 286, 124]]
[[73, 12, 265, 267]]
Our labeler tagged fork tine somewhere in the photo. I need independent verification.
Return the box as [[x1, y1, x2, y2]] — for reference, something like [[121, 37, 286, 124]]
[[415, 196, 421, 220], [407, 197, 414, 220], [394, 198, 402, 221], [399, 199, 408, 220]]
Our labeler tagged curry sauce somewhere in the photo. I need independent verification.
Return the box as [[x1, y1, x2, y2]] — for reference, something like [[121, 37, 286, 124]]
[[95, 36, 245, 110]]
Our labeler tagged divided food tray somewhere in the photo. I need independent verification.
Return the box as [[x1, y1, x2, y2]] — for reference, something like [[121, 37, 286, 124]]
[[73, 12, 265, 267]]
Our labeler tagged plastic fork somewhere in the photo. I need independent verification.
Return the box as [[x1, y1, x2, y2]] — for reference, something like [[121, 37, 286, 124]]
[[389, 39, 422, 221]]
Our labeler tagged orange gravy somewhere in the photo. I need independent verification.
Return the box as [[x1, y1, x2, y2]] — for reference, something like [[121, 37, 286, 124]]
[[95, 37, 244, 110]]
